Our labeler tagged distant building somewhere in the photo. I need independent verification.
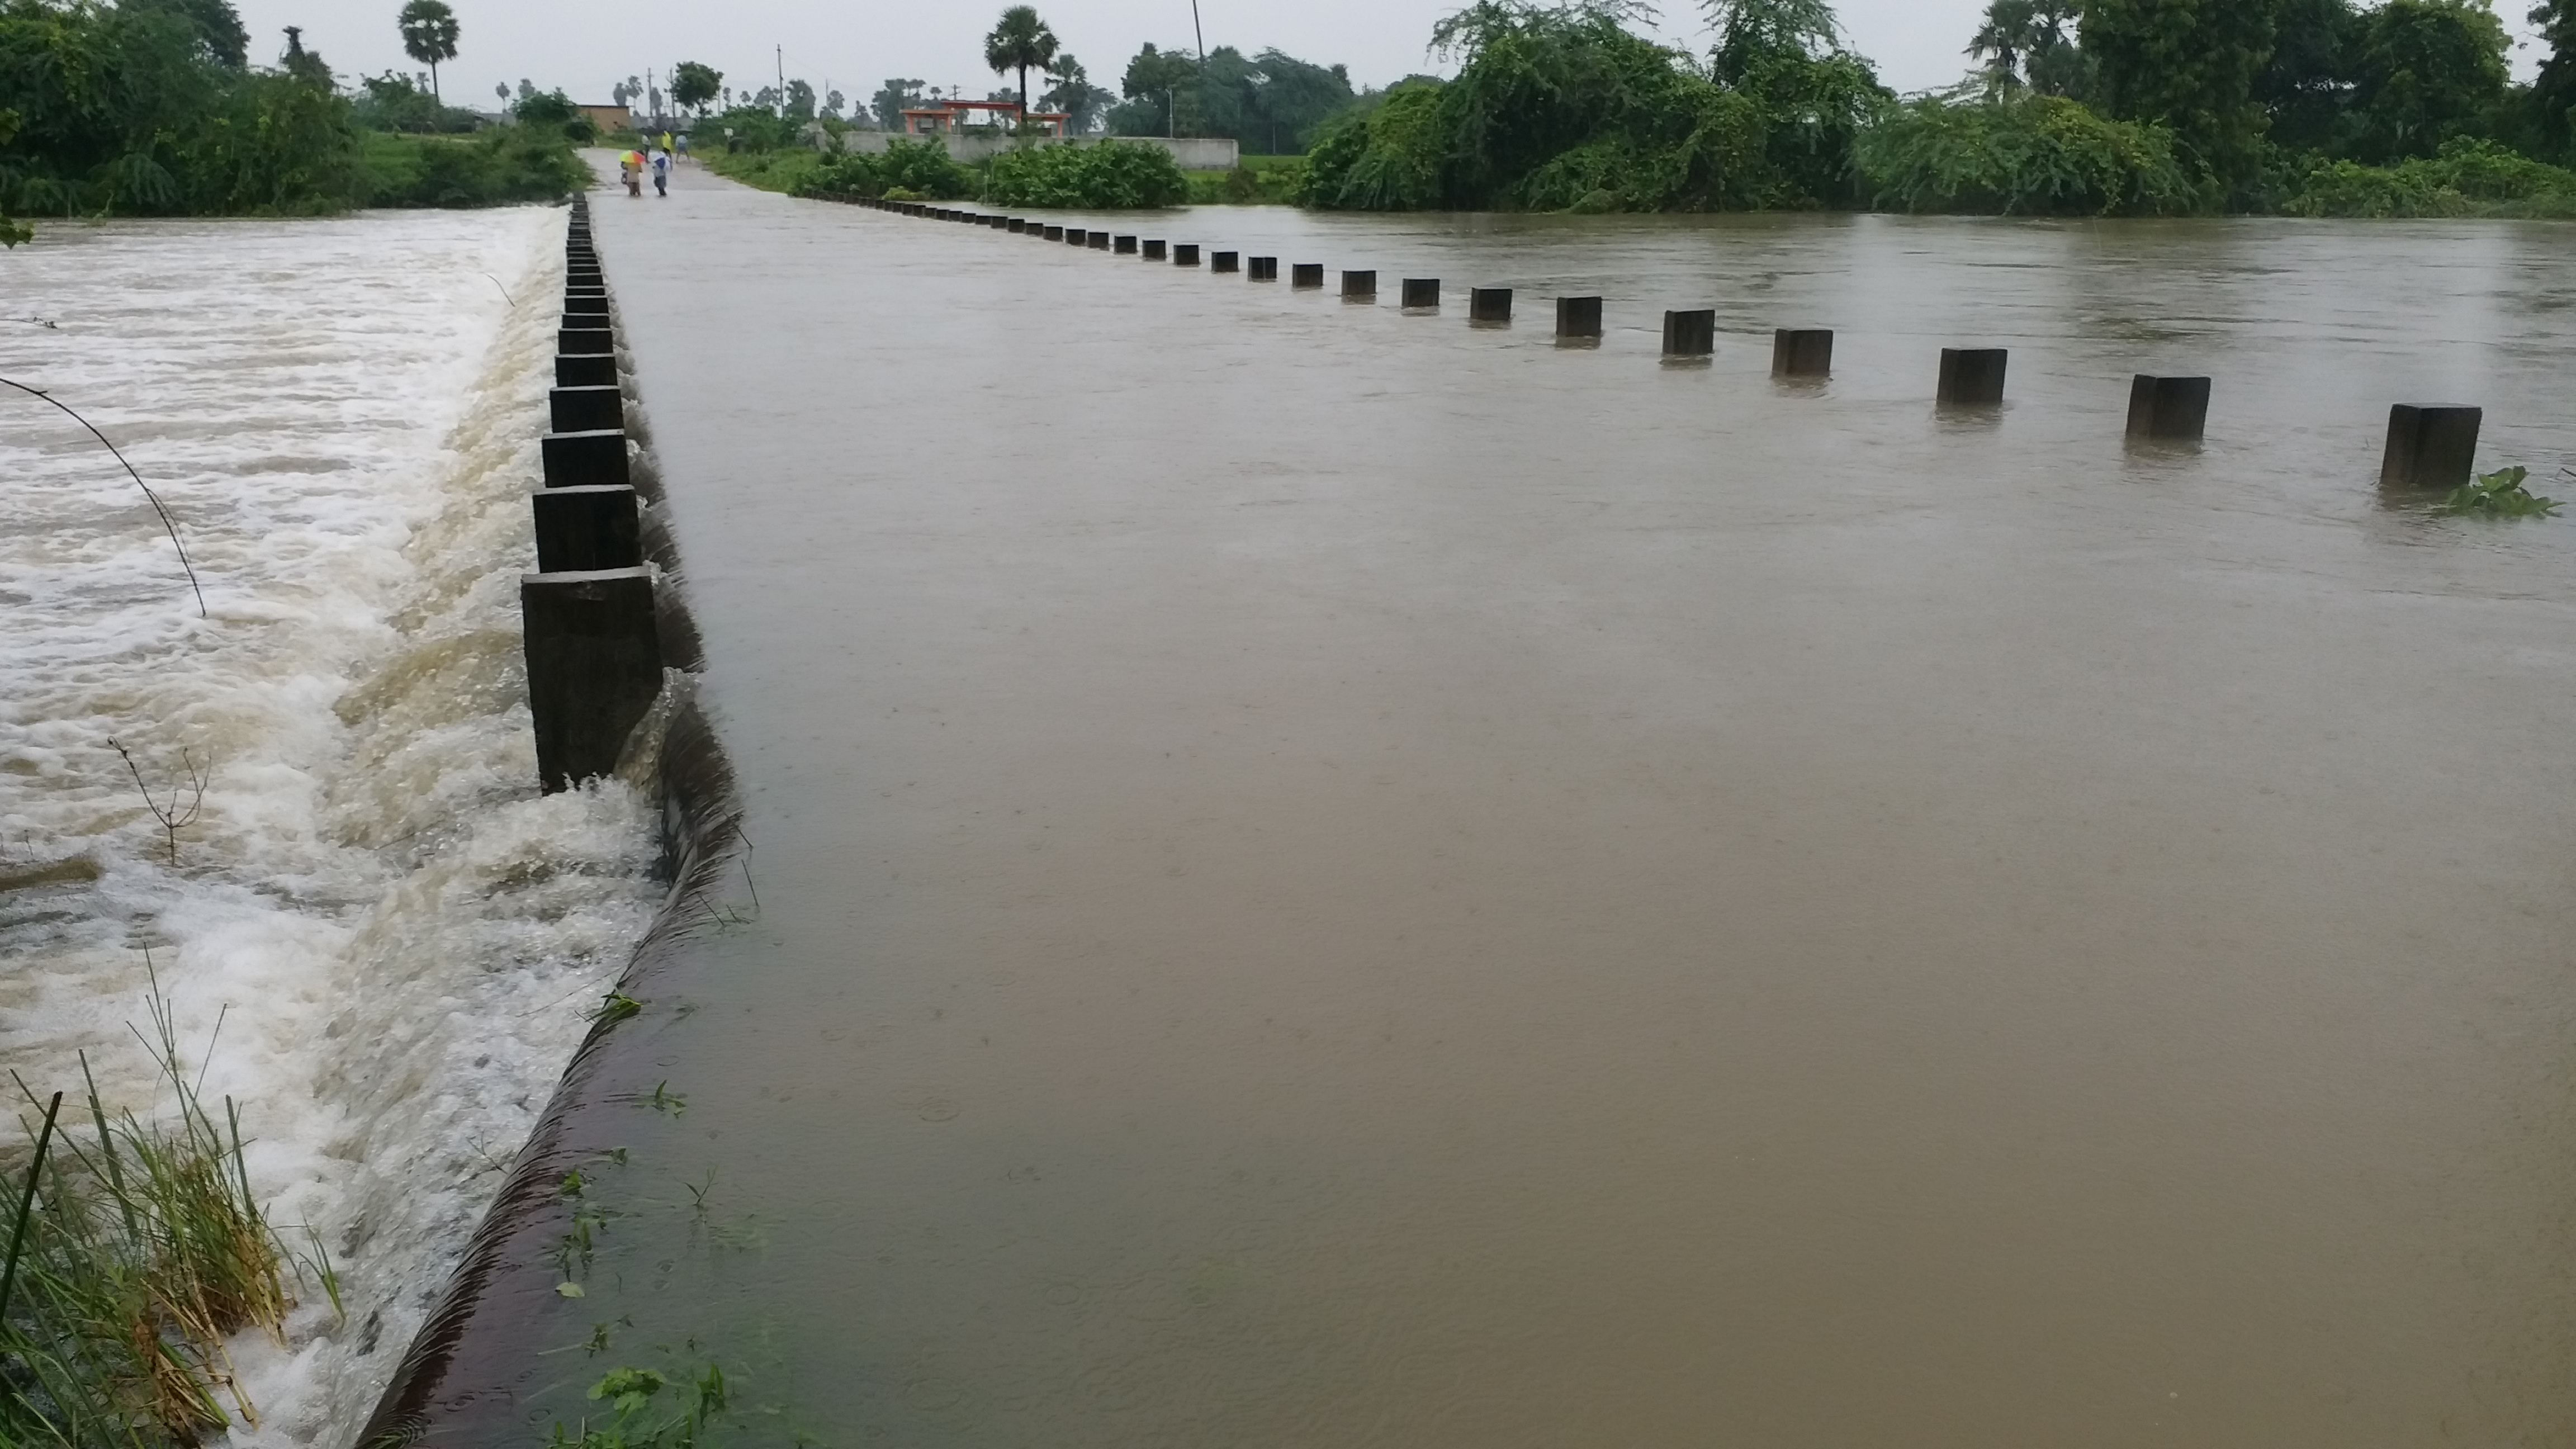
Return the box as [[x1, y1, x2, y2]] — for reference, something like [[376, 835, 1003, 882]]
[[577, 103, 633, 134], [898, 100, 1068, 139]]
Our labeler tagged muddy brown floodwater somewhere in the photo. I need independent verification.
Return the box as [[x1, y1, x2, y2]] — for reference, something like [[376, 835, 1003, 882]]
[[542, 179, 2576, 1446]]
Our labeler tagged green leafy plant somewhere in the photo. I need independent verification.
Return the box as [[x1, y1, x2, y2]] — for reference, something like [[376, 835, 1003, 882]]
[[984, 138, 1190, 207], [547, 1362, 731, 1449], [2444, 465, 2563, 517], [1859, 92, 2203, 214], [2282, 138, 2576, 217]]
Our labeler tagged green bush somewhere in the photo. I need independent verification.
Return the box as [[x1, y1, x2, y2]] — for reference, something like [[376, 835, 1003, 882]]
[[1183, 160, 1307, 204], [789, 150, 882, 198], [2281, 138, 2576, 217], [878, 139, 973, 198], [1858, 94, 2204, 215], [707, 105, 799, 154], [984, 140, 1190, 208], [360, 126, 586, 207]]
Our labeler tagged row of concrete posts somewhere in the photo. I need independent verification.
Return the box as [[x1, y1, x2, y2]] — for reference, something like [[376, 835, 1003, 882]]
[[861, 197, 2490, 487], [522, 195, 664, 793]]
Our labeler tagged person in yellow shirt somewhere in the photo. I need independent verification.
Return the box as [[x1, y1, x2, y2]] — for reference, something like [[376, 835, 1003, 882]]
[[660, 130, 674, 158]]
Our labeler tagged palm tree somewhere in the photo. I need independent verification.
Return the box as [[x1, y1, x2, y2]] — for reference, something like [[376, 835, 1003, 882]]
[[1967, 0, 2079, 97], [396, 0, 460, 105], [984, 6, 1061, 117], [1967, 0, 2034, 93]]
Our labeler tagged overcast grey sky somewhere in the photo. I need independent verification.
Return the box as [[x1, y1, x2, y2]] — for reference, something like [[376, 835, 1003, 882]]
[[241, 0, 2546, 113]]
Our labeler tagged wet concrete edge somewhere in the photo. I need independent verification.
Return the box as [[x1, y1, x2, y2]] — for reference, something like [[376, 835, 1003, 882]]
[[355, 216, 743, 1448]]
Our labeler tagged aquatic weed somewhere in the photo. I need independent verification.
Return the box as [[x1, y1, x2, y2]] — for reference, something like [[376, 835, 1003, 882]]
[[2444, 465, 2561, 517]]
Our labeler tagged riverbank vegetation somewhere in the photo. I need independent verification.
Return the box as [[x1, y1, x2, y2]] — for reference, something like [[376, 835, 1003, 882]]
[[2, 977, 331, 1447], [0, 0, 585, 230], [1295, 0, 2576, 215], [984, 139, 1189, 206], [716, 131, 1191, 209]]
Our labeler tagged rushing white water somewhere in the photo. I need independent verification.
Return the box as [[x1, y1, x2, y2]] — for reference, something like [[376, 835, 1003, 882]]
[[0, 209, 661, 1445]]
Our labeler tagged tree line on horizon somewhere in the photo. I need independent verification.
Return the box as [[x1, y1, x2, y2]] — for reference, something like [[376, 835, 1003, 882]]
[[0, 0, 595, 239], [818, 0, 2576, 215], [1296, 0, 2576, 214]]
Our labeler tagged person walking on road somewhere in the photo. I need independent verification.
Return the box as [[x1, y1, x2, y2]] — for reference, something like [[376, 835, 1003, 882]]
[[651, 147, 671, 197], [619, 149, 643, 197]]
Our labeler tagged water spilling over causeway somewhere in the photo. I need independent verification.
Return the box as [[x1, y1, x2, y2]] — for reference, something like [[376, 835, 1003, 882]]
[[506, 187, 2576, 1447], [0, 210, 660, 1446]]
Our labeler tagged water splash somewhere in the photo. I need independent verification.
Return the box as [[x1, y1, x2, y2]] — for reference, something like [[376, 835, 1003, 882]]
[[0, 209, 660, 1447]]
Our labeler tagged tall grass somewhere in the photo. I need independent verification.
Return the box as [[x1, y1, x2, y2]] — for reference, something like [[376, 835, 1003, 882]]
[[0, 967, 333, 1447]]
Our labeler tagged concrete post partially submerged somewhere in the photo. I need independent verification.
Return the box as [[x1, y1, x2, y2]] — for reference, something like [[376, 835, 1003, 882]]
[[1292, 264, 1324, 288], [1470, 288, 1513, 323], [1144, 240, 1167, 261], [1087, 233, 1109, 250], [559, 326, 613, 354], [548, 385, 623, 435], [1772, 329, 1834, 378], [531, 485, 642, 573], [1249, 257, 1278, 281], [1557, 296, 1603, 338], [1043, 225, 1064, 240], [1065, 228, 1088, 246], [1401, 278, 1439, 309], [1662, 310, 1716, 357], [2126, 375, 2212, 442], [2381, 404, 2483, 487], [1938, 348, 2009, 405], [541, 430, 629, 490], [520, 567, 662, 794], [1343, 270, 1376, 299], [1115, 235, 1139, 254], [1008, 218, 1027, 233], [1213, 252, 1240, 273], [1175, 244, 1201, 266]]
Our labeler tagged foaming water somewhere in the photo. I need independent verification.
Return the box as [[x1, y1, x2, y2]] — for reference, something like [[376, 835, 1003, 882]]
[[0, 211, 661, 1445]]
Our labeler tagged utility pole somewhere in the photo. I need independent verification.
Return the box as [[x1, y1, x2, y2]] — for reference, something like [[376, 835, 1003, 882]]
[[776, 45, 786, 119], [1188, 0, 1206, 140]]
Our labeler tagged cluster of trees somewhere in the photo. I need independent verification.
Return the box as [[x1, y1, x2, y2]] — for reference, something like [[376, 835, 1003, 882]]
[[1108, 43, 1358, 152], [1963, 0, 2572, 184], [1302, 0, 2576, 214], [0, 0, 584, 231], [1306, 0, 1886, 210]]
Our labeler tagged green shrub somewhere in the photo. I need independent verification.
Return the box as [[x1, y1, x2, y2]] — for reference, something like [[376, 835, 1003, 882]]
[[360, 126, 586, 207], [984, 140, 1189, 208], [2281, 138, 2576, 217], [1183, 161, 1306, 204], [1304, 83, 1447, 209], [789, 150, 882, 198], [1859, 94, 2205, 215]]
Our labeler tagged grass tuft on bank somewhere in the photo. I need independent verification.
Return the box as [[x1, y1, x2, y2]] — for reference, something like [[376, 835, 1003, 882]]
[[1, 972, 331, 1448]]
